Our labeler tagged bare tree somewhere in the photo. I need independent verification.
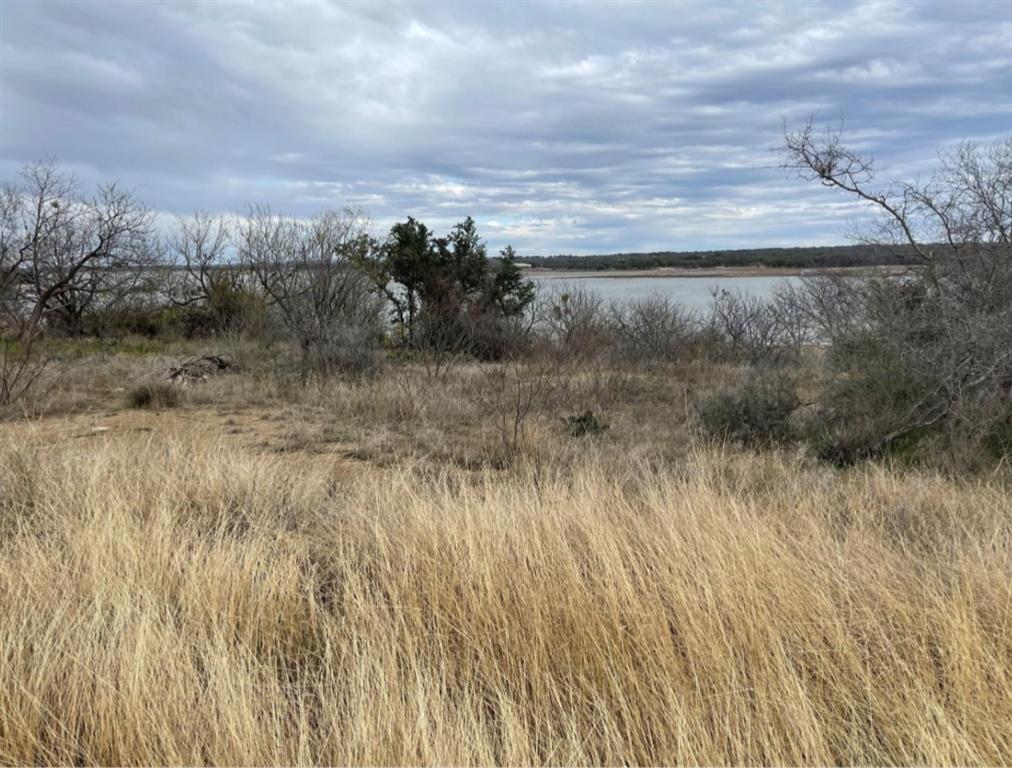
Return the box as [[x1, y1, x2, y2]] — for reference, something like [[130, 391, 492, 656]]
[[165, 211, 234, 305], [162, 212, 264, 336], [783, 119, 1012, 460], [0, 185, 47, 406], [0, 186, 24, 326], [784, 118, 1010, 287], [0, 160, 153, 405], [708, 289, 793, 365], [608, 295, 697, 363], [237, 205, 383, 377], [768, 282, 819, 349], [11, 160, 154, 336], [539, 286, 608, 360], [782, 274, 866, 343], [475, 355, 561, 456]]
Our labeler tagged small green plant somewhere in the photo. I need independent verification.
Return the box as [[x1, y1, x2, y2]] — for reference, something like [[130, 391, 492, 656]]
[[696, 379, 798, 448], [563, 410, 608, 437], [805, 336, 940, 465], [128, 382, 183, 410], [982, 406, 1012, 460]]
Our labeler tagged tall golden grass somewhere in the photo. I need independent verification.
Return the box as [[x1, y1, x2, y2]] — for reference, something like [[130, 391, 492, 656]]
[[0, 431, 1009, 765]]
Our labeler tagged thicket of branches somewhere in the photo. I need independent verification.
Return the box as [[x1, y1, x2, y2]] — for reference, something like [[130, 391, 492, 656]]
[[1, 161, 154, 405], [777, 120, 1011, 464], [236, 205, 384, 377]]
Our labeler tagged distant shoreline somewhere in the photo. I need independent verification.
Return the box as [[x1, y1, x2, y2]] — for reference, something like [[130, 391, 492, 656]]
[[522, 265, 912, 279]]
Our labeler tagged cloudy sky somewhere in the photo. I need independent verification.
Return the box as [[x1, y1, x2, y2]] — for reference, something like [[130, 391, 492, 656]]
[[1, 1, 1009, 254]]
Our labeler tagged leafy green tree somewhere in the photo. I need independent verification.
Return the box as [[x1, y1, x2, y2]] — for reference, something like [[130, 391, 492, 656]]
[[354, 217, 435, 345], [486, 245, 536, 317], [356, 216, 535, 353], [440, 216, 488, 299], [420, 217, 488, 346]]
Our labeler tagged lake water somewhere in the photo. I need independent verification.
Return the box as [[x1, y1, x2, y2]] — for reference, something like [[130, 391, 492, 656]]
[[528, 274, 802, 313]]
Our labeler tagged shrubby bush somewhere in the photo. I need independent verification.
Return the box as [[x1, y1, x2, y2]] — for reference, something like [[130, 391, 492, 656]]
[[608, 296, 696, 363], [83, 303, 175, 339], [128, 382, 183, 409], [782, 123, 1012, 469], [81, 282, 269, 341], [707, 289, 800, 366], [802, 334, 937, 464], [982, 405, 1012, 460], [462, 310, 534, 362], [784, 267, 1012, 467], [239, 206, 384, 378], [563, 410, 608, 437], [540, 288, 610, 360], [299, 324, 382, 377], [188, 282, 269, 338], [696, 378, 799, 448]]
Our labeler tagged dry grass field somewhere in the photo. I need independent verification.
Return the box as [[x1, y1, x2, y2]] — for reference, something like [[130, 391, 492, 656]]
[[1, 344, 1010, 765]]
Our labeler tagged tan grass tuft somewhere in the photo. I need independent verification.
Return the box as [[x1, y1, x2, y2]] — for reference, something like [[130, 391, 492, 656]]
[[0, 433, 1009, 764]]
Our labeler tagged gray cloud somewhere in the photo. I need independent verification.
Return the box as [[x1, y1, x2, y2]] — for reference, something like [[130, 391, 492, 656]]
[[1, 0, 1009, 253]]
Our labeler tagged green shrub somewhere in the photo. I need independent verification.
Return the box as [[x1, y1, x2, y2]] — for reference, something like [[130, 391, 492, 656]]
[[83, 285, 269, 341], [84, 305, 175, 339], [808, 336, 939, 465], [696, 379, 799, 448], [300, 325, 383, 378], [982, 405, 1012, 460], [563, 410, 608, 437], [128, 382, 184, 410]]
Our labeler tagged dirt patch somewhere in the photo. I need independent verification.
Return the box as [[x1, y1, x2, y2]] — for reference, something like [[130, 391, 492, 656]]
[[1, 404, 363, 481]]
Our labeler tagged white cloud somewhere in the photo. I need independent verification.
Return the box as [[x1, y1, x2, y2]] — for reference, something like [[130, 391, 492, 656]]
[[0, 0, 1008, 254]]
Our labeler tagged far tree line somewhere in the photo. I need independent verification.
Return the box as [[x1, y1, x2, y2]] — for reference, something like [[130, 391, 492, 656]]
[[525, 243, 925, 271]]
